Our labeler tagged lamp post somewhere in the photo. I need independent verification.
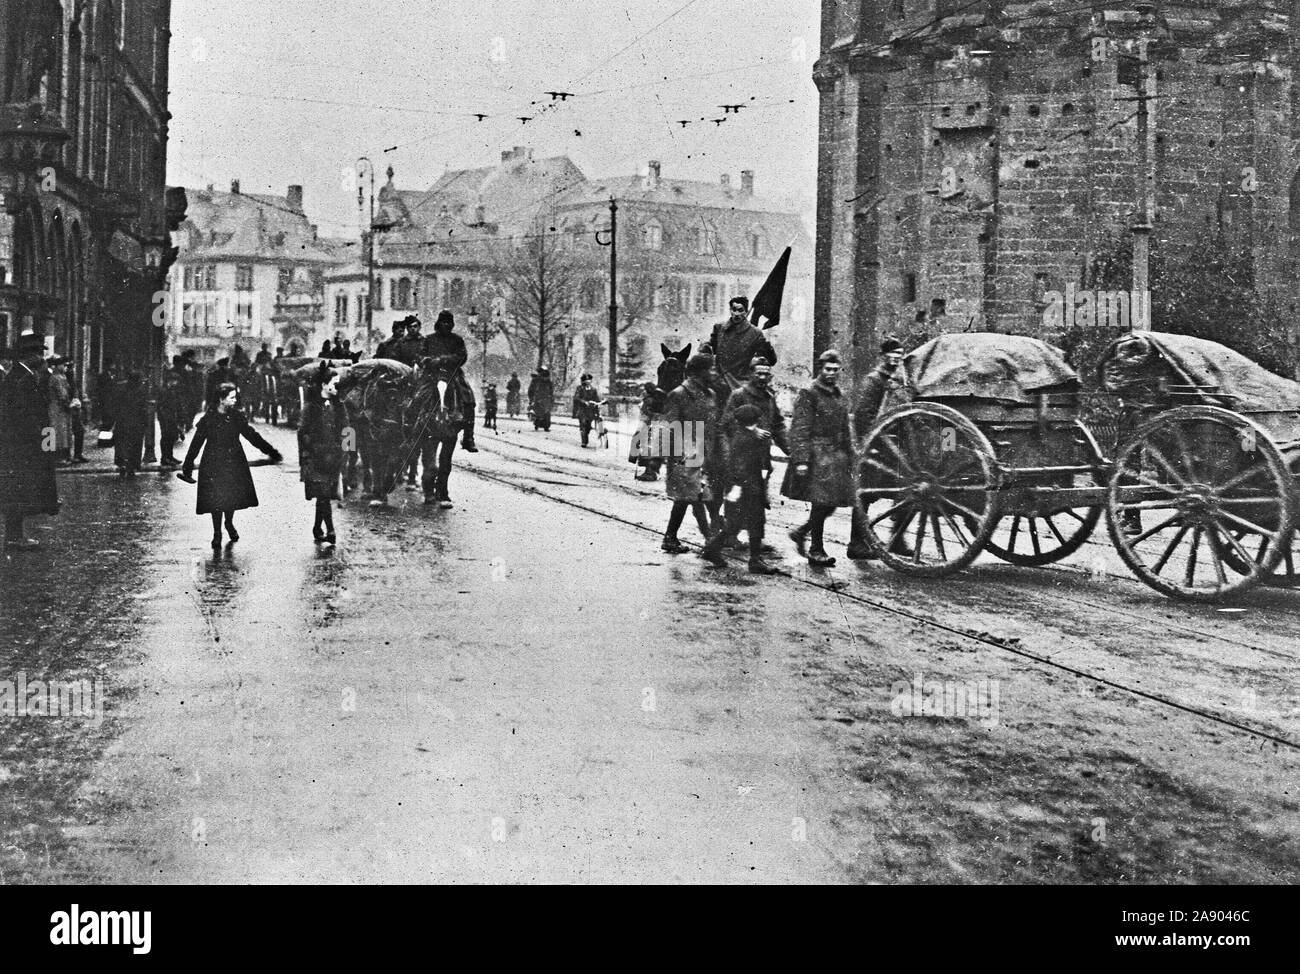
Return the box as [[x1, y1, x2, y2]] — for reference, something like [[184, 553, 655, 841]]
[[356, 157, 376, 353]]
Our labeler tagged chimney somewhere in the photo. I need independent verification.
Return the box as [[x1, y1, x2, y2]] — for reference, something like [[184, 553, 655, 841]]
[[648, 160, 661, 188], [720, 173, 731, 189], [287, 184, 303, 212], [740, 170, 754, 195], [309, 224, 318, 240], [230, 178, 240, 195], [475, 204, 486, 225]]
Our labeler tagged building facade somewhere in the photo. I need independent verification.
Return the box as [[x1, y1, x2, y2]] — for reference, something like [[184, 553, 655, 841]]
[[0, 0, 179, 392], [553, 160, 813, 387], [325, 149, 813, 392], [814, 0, 1299, 385], [163, 181, 343, 366]]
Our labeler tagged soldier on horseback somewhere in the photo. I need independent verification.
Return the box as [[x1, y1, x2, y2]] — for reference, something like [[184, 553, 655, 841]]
[[420, 310, 479, 452], [703, 296, 777, 397]]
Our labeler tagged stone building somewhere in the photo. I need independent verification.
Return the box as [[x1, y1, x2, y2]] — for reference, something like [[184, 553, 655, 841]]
[[325, 149, 813, 391], [814, 0, 1299, 384], [0, 0, 180, 391], [164, 181, 343, 366]]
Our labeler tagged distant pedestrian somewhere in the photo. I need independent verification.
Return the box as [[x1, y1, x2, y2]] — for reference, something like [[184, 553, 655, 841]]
[[46, 356, 73, 462], [0, 334, 59, 550], [67, 366, 88, 463], [157, 370, 185, 467], [178, 382, 282, 550], [699, 403, 778, 574], [319, 340, 334, 359], [573, 373, 601, 447], [113, 372, 148, 477], [660, 353, 718, 553], [298, 365, 343, 545], [782, 349, 854, 567], [483, 383, 499, 431], [505, 372, 522, 417]]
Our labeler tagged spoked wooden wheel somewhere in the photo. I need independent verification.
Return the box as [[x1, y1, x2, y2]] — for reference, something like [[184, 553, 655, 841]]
[[1106, 406, 1296, 602], [983, 506, 1102, 567], [856, 402, 1001, 576]]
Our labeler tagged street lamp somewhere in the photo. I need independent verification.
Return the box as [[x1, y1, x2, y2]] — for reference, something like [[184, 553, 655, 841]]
[[356, 157, 376, 353]]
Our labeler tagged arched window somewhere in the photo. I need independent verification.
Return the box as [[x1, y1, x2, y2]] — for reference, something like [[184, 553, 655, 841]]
[[643, 219, 663, 251], [395, 277, 412, 309], [448, 278, 466, 306], [747, 229, 762, 258], [580, 279, 601, 311]]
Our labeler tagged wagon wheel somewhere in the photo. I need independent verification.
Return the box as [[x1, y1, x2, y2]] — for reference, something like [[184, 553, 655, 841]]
[[1106, 406, 1296, 602], [1221, 528, 1300, 588], [983, 505, 1102, 567], [856, 402, 1001, 577]]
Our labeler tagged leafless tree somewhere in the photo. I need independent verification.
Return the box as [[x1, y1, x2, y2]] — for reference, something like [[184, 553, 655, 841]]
[[489, 222, 593, 372]]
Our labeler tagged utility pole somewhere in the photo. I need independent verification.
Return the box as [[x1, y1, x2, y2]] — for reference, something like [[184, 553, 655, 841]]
[[357, 157, 376, 352], [596, 198, 618, 393]]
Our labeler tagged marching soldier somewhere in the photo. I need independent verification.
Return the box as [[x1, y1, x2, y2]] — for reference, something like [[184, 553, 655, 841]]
[[714, 356, 788, 555], [847, 338, 912, 560]]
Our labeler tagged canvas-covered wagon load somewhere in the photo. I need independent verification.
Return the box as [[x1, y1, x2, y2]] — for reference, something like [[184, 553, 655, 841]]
[[858, 330, 1300, 601], [1099, 331, 1300, 417], [905, 332, 1080, 404]]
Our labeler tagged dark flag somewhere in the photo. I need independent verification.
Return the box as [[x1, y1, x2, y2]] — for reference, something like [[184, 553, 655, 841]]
[[749, 246, 790, 330]]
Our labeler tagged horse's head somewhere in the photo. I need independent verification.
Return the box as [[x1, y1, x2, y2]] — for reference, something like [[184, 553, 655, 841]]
[[657, 343, 691, 393]]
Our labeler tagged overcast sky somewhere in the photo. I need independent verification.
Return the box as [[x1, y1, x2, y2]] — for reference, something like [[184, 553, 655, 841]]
[[165, 0, 822, 237]]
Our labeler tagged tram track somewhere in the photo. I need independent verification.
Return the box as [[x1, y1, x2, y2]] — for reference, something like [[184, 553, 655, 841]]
[[459, 432, 1300, 750], [474, 430, 1300, 656]]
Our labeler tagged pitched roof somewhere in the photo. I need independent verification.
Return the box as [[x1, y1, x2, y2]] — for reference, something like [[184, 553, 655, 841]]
[[174, 188, 342, 264]]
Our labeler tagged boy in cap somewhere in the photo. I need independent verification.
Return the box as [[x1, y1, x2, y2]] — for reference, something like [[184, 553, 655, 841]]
[[700, 403, 778, 574]]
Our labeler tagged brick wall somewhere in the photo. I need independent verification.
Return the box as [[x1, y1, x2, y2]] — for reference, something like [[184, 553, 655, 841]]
[[815, 1, 1299, 391]]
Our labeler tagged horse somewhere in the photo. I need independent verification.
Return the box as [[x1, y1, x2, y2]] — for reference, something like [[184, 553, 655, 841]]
[[630, 343, 691, 479], [336, 359, 415, 507], [405, 354, 465, 508]]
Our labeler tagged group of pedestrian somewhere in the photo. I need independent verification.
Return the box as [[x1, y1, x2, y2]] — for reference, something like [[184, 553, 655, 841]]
[[652, 294, 912, 573]]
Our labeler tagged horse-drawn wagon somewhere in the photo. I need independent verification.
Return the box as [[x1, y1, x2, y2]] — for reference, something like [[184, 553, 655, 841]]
[[855, 331, 1300, 602]]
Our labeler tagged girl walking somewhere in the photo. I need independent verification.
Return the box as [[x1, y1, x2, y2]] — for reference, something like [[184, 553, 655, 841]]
[[297, 365, 344, 544], [178, 382, 281, 549]]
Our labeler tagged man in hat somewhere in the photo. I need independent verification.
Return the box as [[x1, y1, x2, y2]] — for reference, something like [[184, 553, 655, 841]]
[[395, 315, 425, 366], [0, 334, 59, 549], [573, 372, 602, 447], [704, 296, 777, 394], [205, 356, 237, 408], [847, 337, 913, 559], [528, 366, 555, 431], [421, 310, 478, 451], [715, 355, 788, 554]]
